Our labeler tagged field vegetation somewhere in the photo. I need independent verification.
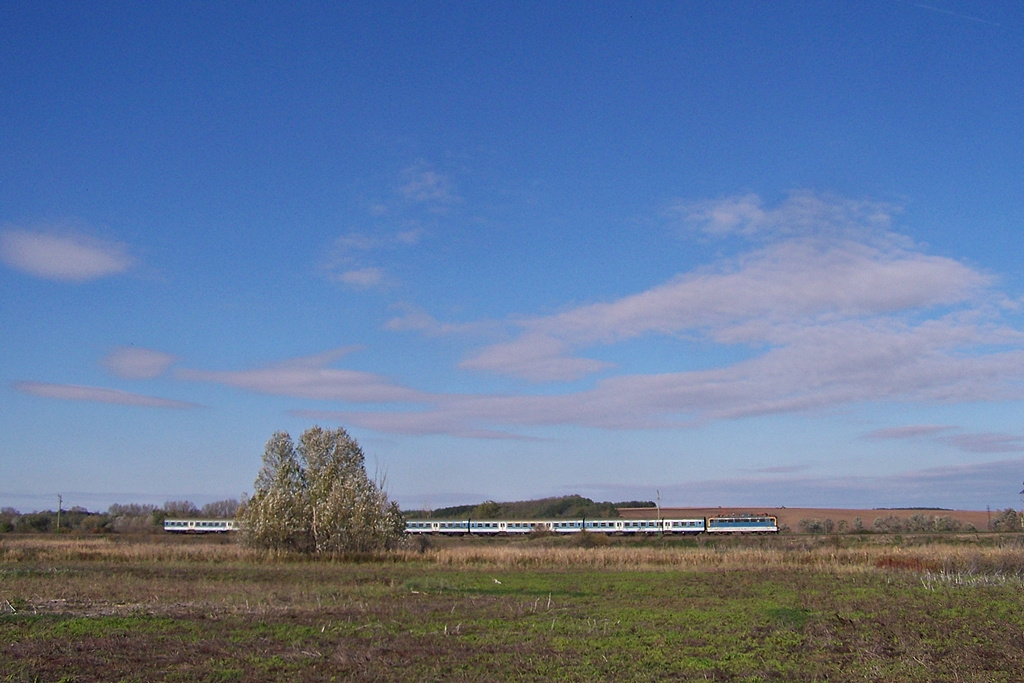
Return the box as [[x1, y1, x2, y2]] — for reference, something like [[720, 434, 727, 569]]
[[3, 532, 1024, 681]]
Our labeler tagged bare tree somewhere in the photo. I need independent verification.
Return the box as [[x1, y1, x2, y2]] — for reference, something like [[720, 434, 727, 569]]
[[200, 498, 241, 518], [163, 500, 200, 518]]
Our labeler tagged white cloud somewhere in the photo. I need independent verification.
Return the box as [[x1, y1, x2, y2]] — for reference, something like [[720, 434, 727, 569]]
[[864, 425, 955, 440], [672, 191, 897, 241], [337, 193, 1024, 435], [101, 347, 177, 379], [0, 228, 135, 282], [399, 162, 458, 204], [173, 193, 1024, 441], [395, 229, 423, 245], [461, 234, 990, 381], [384, 306, 454, 335], [942, 432, 1024, 453], [332, 267, 389, 290], [324, 229, 423, 290], [864, 424, 1024, 454], [384, 304, 496, 336], [582, 322, 1024, 423], [333, 233, 382, 252], [459, 332, 612, 382], [172, 316, 1024, 437], [13, 381, 199, 409], [331, 229, 423, 255], [320, 163, 450, 289], [178, 348, 428, 403], [291, 409, 538, 440]]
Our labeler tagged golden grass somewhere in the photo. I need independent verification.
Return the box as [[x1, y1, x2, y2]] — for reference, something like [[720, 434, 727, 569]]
[[4, 534, 1024, 577], [399, 543, 1024, 574], [0, 536, 256, 564]]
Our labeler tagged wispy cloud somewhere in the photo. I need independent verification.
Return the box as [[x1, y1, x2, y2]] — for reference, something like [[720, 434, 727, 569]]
[[13, 381, 199, 409], [864, 424, 955, 440], [864, 424, 1024, 454], [177, 348, 428, 403], [291, 408, 541, 441], [355, 194, 1022, 435], [460, 332, 613, 382], [174, 324, 1024, 437], [384, 304, 497, 336], [399, 161, 459, 205], [905, 2, 1001, 28], [588, 457, 1024, 509], [332, 229, 424, 254], [671, 191, 897, 241], [323, 228, 424, 291], [0, 227, 136, 282], [322, 162, 453, 290], [942, 432, 1024, 454], [330, 267, 390, 290], [183, 193, 1024, 440], [460, 222, 991, 382], [101, 347, 177, 379]]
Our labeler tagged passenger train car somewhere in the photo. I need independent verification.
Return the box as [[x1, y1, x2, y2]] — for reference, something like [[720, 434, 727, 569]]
[[163, 518, 239, 533], [404, 514, 777, 536], [162, 514, 778, 535]]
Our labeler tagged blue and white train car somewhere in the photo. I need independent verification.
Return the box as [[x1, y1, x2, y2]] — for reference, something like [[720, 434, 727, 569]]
[[163, 518, 239, 533], [405, 520, 470, 535], [405, 517, 708, 536], [660, 518, 706, 534], [704, 515, 778, 534]]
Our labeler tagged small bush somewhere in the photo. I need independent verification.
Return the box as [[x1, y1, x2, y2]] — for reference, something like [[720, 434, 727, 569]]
[[989, 508, 1021, 532], [799, 519, 825, 534], [528, 524, 553, 539], [873, 514, 904, 534], [574, 531, 611, 548]]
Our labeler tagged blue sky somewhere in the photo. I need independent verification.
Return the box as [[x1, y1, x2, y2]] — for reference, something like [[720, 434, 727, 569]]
[[3, 1, 1024, 513]]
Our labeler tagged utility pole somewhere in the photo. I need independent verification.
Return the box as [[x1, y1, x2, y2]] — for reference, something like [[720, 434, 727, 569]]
[[657, 490, 662, 540], [1019, 482, 1024, 530], [56, 494, 62, 534]]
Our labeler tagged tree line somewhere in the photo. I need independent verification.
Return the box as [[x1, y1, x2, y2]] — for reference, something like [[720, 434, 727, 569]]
[[0, 499, 241, 534], [797, 509, 1023, 534], [407, 495, 656, 520]]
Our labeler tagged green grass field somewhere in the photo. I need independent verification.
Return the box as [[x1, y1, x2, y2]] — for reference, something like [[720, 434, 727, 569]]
[[2, 534, 1024, 681]]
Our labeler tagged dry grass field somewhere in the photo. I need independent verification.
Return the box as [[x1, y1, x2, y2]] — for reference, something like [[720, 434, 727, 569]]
[[3, 533, 1024, 681]]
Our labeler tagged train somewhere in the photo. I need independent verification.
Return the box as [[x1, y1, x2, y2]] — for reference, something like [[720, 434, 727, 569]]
[[163, 518, 239, 533], [163, 513, 778, 536], [404, 514, 778, 536]]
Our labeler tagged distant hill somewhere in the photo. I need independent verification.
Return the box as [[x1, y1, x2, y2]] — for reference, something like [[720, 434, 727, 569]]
[[405, 495, 656, 520]]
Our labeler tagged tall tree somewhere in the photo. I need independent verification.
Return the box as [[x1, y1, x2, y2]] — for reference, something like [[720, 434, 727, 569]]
[[239, 427, 403, 553], [200, 498, 241, 518]]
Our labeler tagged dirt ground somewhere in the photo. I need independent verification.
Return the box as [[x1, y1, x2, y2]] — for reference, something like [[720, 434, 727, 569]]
[[619, 506, 997, 531]]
